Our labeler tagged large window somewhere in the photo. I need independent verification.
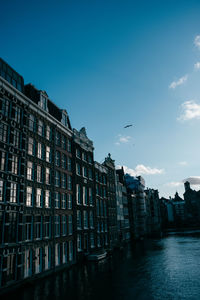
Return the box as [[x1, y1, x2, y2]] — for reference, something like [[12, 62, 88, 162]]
[[76, 184, 81, 204], [76, 148, 81, 159], [55, 171, 60, 187], [61, 173, 66, 189], [62, 216, 67, 236], [38, 120, 43, 136], [77, 210, 82, 229], [28, 137, 34, 156], [83, 211, 88, 229], [12, 105, 21, 123], [36, 188, 42, 207], [90, 211, 94, 228], [46, 146, 50, 162], [68, 215, 73, 235], [26, 186, 32, 206], [29, 114, 35, 131], [0, 122, 8, 142], [55, 131, 61, 146], [67, 175, 72, 191], [89, 187, 93, 205], [46, 125, 51, 140], [61, 193, 66, 209], [90, 233, 95, 248], [46, 167, 50, 184], [83, 186, 88, 205], [12, 129, 20, 148], [0, 180, 4, 201], [11, 155, 18, 175], [88, 168, 92, 180], [55, 151, 60, 167], [10, 182, 17, 203], [27, 161, 33, 180], [55, 192, 60, 209], [67, 139, 71, 153], [0, 151, 6, 171], [37, 165, 42, 182], [61, 135, 66, 149], [77, 234, 81, 252], [37, 142, 42, 159], [54, 215, 60, 237], [44, 216, 50, 238], [67, 193, 72, 209], [45, 190, 50, 208], [0, 98, 9, 116], [82, 166, 87, 178], [76, 163, 81, 176], [61, 154, 66, 169], [25, 215, 32, 241], [67, 157, 72, 171], [34, 216, 42, 239], [69, 241, 73, 261]]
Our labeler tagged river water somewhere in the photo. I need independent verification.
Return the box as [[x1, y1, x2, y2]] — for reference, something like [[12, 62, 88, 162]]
[[9, 233, 200, 300]]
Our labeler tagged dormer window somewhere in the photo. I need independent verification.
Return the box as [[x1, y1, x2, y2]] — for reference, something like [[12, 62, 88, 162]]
[[61, 111, 68, 128], [39, 94, 48, 111]]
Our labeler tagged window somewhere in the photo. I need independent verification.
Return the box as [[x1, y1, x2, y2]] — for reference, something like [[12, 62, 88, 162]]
[[69, 241, 73, 261], [37, 142, 42, 159], [55, 192, 60, 209], [82, 152, 87, 162], [96, 199, 100, 216], [36, 188, 42, 207], [61, 154, 66, 169], [62, 216, 67, 236], [44, 216, 50, 238], [61, 193, 66, 209], [61, 135, 66, 149], [38, 120, 43, 136], [100, 200, 103, 216], [67, 139, 71, 153], [46, 146, 50, 162], [67, 157, 72, 171], [67, 194, 72, 209], [54, 216, 60, 237], [67, 175, 72, 191], [37, 165, 42, 182], [12, 106, 21, 123], [34, 216, 42, 239], [55, 151, 60, 166], [28, 138, 34, 155], [55, 171, 60, 187], [62, 242, 67, 264], [88, 154, 92, 164], [1, 98, 9, 116], [10, 182, 17, 203], [44, 246, 51, 270], [25, 215, 32, 241], [46, 167, 50, 184], [88, 169, 92, 180], [46, 125, 50, 140], [27, 161, 33, 180], [29, 114, 35, 131], [45, 190, 50, 208], [76, 184, 81, 204], [0, 122, 8, 142], [82, 166, 87, 178], [35, 247, 42, 274], [90, 233, 95, 248], [77, 210, 82, 229], [97, 235, 101, 247], [77, 234, 81, 252], [89, 188, 93, 205], [90, 211, 94, 228], [104, 203, 107, 217], [55, 131, 61, 146], [55, 243, 60, 266], [39, 95, 47, 110], [83, 186, 88, 205], [83, 211, 88, 229], [61, 173, 67, 189], [68, 215, 73, 235], [76, 163, 81, 175], [0, 180, 4, 201], [12, 129, 20, 148], [0, 151, 6, 171], [76, 148, 81, 159], [26, 186, 32, 206]]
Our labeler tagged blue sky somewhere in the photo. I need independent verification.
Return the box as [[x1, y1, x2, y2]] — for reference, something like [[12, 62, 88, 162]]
[[2, 0, 200, 198]]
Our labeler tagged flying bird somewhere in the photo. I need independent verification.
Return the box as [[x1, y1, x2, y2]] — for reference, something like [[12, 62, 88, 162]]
[[124, 124, 133, 128]]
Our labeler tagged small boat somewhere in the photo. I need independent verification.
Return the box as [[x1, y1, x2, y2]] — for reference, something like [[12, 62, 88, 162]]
[[87, 250, 107, 261]]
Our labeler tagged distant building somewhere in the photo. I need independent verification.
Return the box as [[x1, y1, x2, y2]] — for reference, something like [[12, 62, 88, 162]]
[[125, 175, 146, 239], [172, 192, 186, 224], [145, 189, 162, 237]]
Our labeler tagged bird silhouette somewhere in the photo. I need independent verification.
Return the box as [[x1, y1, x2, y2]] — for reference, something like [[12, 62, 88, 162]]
[[124, 124, 133, 128]]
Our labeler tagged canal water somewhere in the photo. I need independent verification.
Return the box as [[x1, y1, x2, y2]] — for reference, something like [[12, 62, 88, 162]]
[[8, 233, 200, 300]]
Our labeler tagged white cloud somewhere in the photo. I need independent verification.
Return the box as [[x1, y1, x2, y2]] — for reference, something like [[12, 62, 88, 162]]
[[183, 176, 200, 185], [179, 161, 188, 166], [165, 181, 183, 187], [194, 62, 200, 69], [115, 134, 131, 146], [178, 100, 200, 121], [169, 75, 188, 89], [118, 164, 164, 176], [194, 35, 200, 49]]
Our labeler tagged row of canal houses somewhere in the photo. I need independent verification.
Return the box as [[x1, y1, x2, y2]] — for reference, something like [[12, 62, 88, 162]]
[[0, 58, 162, 292]]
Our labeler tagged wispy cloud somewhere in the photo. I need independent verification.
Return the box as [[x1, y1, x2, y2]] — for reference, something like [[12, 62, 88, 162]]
[[115, 134, 131, 146], [165, 181, 183, 187], [194, 35, 200, 49], [169, 75, 188, 89], [118, 164, 164, 176], [179, 161, 188, 166], [178, 100, 200, 121], [194, 62, 200, 69]]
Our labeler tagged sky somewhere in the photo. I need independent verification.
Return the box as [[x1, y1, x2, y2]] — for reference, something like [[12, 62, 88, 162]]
[[1, 0, 200, 198]]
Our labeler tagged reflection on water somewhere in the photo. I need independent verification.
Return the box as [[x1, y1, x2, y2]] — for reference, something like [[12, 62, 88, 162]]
[[10, 233, 200, 300]]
